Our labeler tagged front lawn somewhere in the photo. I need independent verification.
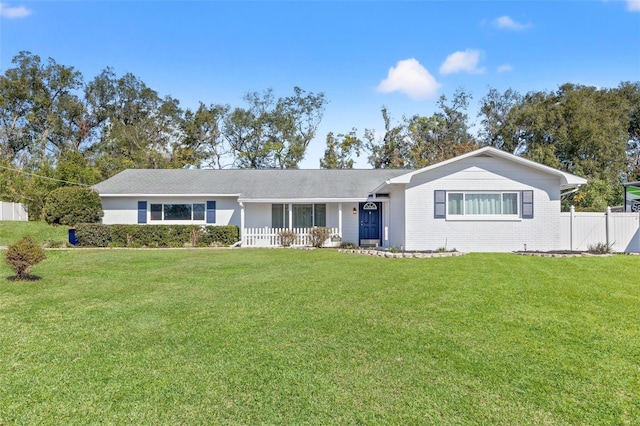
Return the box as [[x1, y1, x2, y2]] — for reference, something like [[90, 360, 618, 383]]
[[0, 221, 69, 246], [1, 249, 638, 424]]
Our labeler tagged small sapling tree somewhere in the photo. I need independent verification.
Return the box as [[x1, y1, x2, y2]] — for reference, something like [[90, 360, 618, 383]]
[[5, 236, 46, 280]]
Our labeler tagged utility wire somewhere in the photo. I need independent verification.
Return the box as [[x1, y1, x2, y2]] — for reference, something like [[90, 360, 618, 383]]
[[0, 164, 91, 186]]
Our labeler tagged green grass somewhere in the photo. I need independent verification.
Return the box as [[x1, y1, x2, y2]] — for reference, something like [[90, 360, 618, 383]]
[[0, 221, 69, 246], [1, 249, 639, 424]]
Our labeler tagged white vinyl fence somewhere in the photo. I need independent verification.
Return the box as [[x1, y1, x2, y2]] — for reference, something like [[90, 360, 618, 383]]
[[0, 201, 28, 221], [560, 207, 640, 252]]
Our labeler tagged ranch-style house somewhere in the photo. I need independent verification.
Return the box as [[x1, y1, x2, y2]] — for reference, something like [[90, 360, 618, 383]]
[[93, 147, 588, 252]]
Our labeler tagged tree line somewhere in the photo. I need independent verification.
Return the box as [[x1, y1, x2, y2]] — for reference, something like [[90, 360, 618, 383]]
[[1, 51, 638, 217], [0, 52, 327, 217], [355, 83, 639, 211]]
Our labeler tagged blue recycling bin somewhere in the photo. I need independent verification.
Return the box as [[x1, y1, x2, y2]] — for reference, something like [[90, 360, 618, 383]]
[[68, 228, 78, 245]]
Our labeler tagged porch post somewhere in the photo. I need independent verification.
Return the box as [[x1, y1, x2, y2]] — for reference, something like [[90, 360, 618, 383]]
[[288, 203, 293, 230], [384, 201, 390, 247], [240, 202, 245, 246], [338, 202, 343, 237]]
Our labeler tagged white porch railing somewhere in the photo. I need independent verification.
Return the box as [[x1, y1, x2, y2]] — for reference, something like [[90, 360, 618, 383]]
[[243, 227, 340, 248]]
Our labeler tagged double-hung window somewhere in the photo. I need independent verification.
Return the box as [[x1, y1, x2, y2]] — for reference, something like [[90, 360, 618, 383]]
[[447, 192, 519, 216]]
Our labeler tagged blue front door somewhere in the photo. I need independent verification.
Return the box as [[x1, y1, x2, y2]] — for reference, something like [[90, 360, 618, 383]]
[[359, 202, 381, 246]]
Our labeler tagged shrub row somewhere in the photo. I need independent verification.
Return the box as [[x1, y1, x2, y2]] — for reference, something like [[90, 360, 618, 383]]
[[74, 224, 240, 248]]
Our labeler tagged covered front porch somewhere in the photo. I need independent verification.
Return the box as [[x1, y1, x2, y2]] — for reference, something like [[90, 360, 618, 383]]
[[238, 199, 391, 248]]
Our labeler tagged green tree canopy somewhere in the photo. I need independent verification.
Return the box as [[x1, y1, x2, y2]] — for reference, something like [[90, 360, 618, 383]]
[[224, 87, 327, 169], [320, 129, 362, 169], [404, 88, 477, 168], [365, 89, 476, 169], [365, 107, 407, 168], [1, 51, 639, 214], [478, 83, 638, 210], [44, 186, 103, 226]]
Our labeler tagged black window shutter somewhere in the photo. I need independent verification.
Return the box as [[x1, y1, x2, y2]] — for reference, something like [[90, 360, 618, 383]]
[[138, 201, 147, 224], [522, 190, 534, 219], [206, 201, 216, 224], [434, 190, 446, 219]]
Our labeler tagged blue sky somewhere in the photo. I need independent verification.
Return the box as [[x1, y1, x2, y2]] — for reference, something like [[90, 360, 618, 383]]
[[1, 0, 639, 168]]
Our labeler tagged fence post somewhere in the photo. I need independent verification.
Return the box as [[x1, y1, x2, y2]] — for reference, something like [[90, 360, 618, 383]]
[[606, 206, 611, 248], [570, 205, 575, 251], [637, 210, 640, 253]]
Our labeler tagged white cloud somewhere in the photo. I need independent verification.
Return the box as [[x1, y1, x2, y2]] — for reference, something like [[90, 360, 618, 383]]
[[493, 15, 531, 30], [376, 58, 441, 100], [627, 0, 640, 11], [0, 2, 31, 18], [439, 49, 485, 75], [497, 64, 513, 73]]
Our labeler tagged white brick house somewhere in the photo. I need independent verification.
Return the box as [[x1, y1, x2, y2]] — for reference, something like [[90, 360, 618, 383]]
[[93, 147, 587, 252]]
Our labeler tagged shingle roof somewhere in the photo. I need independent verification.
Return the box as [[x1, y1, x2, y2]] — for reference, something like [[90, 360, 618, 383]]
[[93, 169, 410, 200], [383, 146, 587, 190]]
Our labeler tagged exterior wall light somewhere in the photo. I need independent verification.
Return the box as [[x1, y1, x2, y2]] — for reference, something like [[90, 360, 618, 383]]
[[352, 207, 357, 214]]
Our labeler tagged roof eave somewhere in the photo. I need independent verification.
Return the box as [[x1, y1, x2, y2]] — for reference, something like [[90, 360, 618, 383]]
[[237, 197, 369, 203], [370, 180, 392, 194], [98, 193, 242, 197], [386, 146, 589, 185]]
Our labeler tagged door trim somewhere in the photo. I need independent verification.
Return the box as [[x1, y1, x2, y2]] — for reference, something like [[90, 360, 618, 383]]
[[359, 201, 382, 247]]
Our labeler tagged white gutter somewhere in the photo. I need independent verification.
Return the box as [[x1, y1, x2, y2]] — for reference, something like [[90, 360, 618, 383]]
[[98, 193, 242, 197], [236, 197, 368, 203], [560, 186, 581, 198], [370, 180, 394, 194]]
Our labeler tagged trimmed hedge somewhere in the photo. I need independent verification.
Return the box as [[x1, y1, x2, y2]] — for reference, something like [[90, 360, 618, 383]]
[[201, 226, 240, 247], [74, 224, 112, 247], [74, 224, 240, 248]]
